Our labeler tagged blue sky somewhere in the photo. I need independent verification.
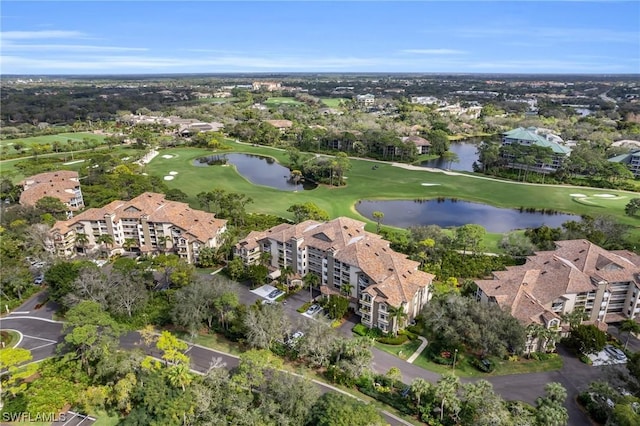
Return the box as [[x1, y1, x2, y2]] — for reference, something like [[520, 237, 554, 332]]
[[1, 1, 639, 75]]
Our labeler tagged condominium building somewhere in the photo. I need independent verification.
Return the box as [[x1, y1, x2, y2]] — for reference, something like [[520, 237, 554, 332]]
[[355, 94, 375, 107], [501, 127, 571, 172], [19, 170, 84, 213], [608, 150, 640, 178], [475, 240, 640, 353], [50, 192, 227, 264], [234, 217, 434, 333]]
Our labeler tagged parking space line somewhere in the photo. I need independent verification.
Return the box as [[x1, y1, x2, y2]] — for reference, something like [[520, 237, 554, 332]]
[[30, 342, 57, 351], [22, 334, 57, 343]]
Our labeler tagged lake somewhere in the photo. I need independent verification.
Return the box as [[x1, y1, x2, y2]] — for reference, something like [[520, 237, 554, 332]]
[[355, 199, 580, 233], [193, 153, 317, 191]]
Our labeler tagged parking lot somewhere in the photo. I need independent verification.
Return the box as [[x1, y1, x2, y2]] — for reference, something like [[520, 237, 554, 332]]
[[51, 411, 96, 425], [588, 345, 628, 366], [250, 284, 285, 301]]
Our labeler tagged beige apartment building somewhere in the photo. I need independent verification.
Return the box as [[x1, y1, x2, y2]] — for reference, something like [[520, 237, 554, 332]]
[[50, 192, 227, 264], [234, 217, 434, 333], [19, 170, 84, 213], [475, 240, 640, 353]]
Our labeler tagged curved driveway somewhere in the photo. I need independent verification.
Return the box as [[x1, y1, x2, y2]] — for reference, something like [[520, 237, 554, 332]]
[[2, 292, 626, 426]]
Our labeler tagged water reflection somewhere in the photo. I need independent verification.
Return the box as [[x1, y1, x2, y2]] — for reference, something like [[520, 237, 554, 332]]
[[193, 153, 317, 191], [356, 199, 580, 233]]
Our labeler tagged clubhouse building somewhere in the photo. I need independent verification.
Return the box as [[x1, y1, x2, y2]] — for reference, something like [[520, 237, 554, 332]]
[[234, 217, 434, 334], [50, 192, 227, 264], [475, 240, 640, 353]]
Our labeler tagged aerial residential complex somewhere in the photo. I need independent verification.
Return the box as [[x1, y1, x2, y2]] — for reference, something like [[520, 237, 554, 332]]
[[19, 171, 84, 214], [50, 192, 227, 264], [608, 150, 640, 178], [234, 217, 434, 333], [475, 240, 640, 353], [501, 127, 572, 173]]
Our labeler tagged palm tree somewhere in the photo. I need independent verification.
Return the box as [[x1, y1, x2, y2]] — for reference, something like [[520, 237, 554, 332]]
[[340, 282, 354, 298], [75, 232, 89, 254], [96, 234, 114, 257], [410, 377, 431, 407], [280, 265, 294, 291], [259, 251, 272, 267], [123, 238, 137, 253], [526, 323, 545, 356], [304, 273, 320, 302], [157, 235, 171, 254], [435, 372, 460, 422], [372, 211, 384, 234], [166, 363, 193, 392], [619, 319, 640, 350], [388, 305, 408, 336]]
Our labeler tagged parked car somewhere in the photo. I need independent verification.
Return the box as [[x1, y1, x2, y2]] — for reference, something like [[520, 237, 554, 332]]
[[267, 289, 284, 299], [605, 345, 626, 361], [33, 261, 46, 268], [261, 300, 277, 306], [34, 274, 44, 285], [286, 331, 304, 347], [305, 304, 323, 316]]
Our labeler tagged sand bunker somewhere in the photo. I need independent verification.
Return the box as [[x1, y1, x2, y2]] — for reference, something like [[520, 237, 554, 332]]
[[421, 183, 441, 186], [162, 155, 174, 159], [163, 176, 175, 181], [570, 194, 587, 197], [593, 194, 616, 198], [169, 171, 178, 175]]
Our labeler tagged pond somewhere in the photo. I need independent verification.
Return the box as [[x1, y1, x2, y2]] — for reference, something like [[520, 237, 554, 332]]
[[355, 199, 580, 233], [193, 153, 317, 191], [420, 141, 479, 172]]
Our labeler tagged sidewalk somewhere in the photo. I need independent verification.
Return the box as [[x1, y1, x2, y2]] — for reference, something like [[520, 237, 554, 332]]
[[406, 336, 428, 363]]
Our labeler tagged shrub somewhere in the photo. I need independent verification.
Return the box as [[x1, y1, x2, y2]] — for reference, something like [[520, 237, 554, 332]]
[[297, 302, 312, 313], [471, 357, 494, 373], [377, 335, 409, 345], [580, 354, 593, 365], [352, 323, 369, 336], [398, 329, 418, 340]]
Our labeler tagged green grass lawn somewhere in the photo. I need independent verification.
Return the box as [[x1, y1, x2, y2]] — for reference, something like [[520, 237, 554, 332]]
[[174, 330, 244, 356], [411, 350, 563, 378], [196, 97, 239, 104], [0, 132, 106, 149], [144, 143, 640, 235], [1, 146, 143, 181], [320, 97, 348, 108], [0, 330, 21, 348], [265, 97, 304, 106], [374, 339, 423, 361]]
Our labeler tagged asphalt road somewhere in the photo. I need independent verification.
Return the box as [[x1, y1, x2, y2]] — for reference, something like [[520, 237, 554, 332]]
[[2, 290, 633, 426]]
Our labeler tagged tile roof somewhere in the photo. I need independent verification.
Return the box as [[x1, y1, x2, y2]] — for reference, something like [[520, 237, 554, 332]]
[[52, 192, 226, 243], [476, 239, 640, 325], [264, 119, 293, 129], [19, 170, 81, 208], [402, 135, 431, 146], [237, 217, 434, 308]]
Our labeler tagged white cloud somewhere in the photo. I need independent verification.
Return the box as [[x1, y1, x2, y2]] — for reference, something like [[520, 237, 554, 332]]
[[434, 26, 638, 44], [2, 42, 148, 52], [400, 49, 467, 55], [0, 54, 388, 72], [1, 30, 85, 40]]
